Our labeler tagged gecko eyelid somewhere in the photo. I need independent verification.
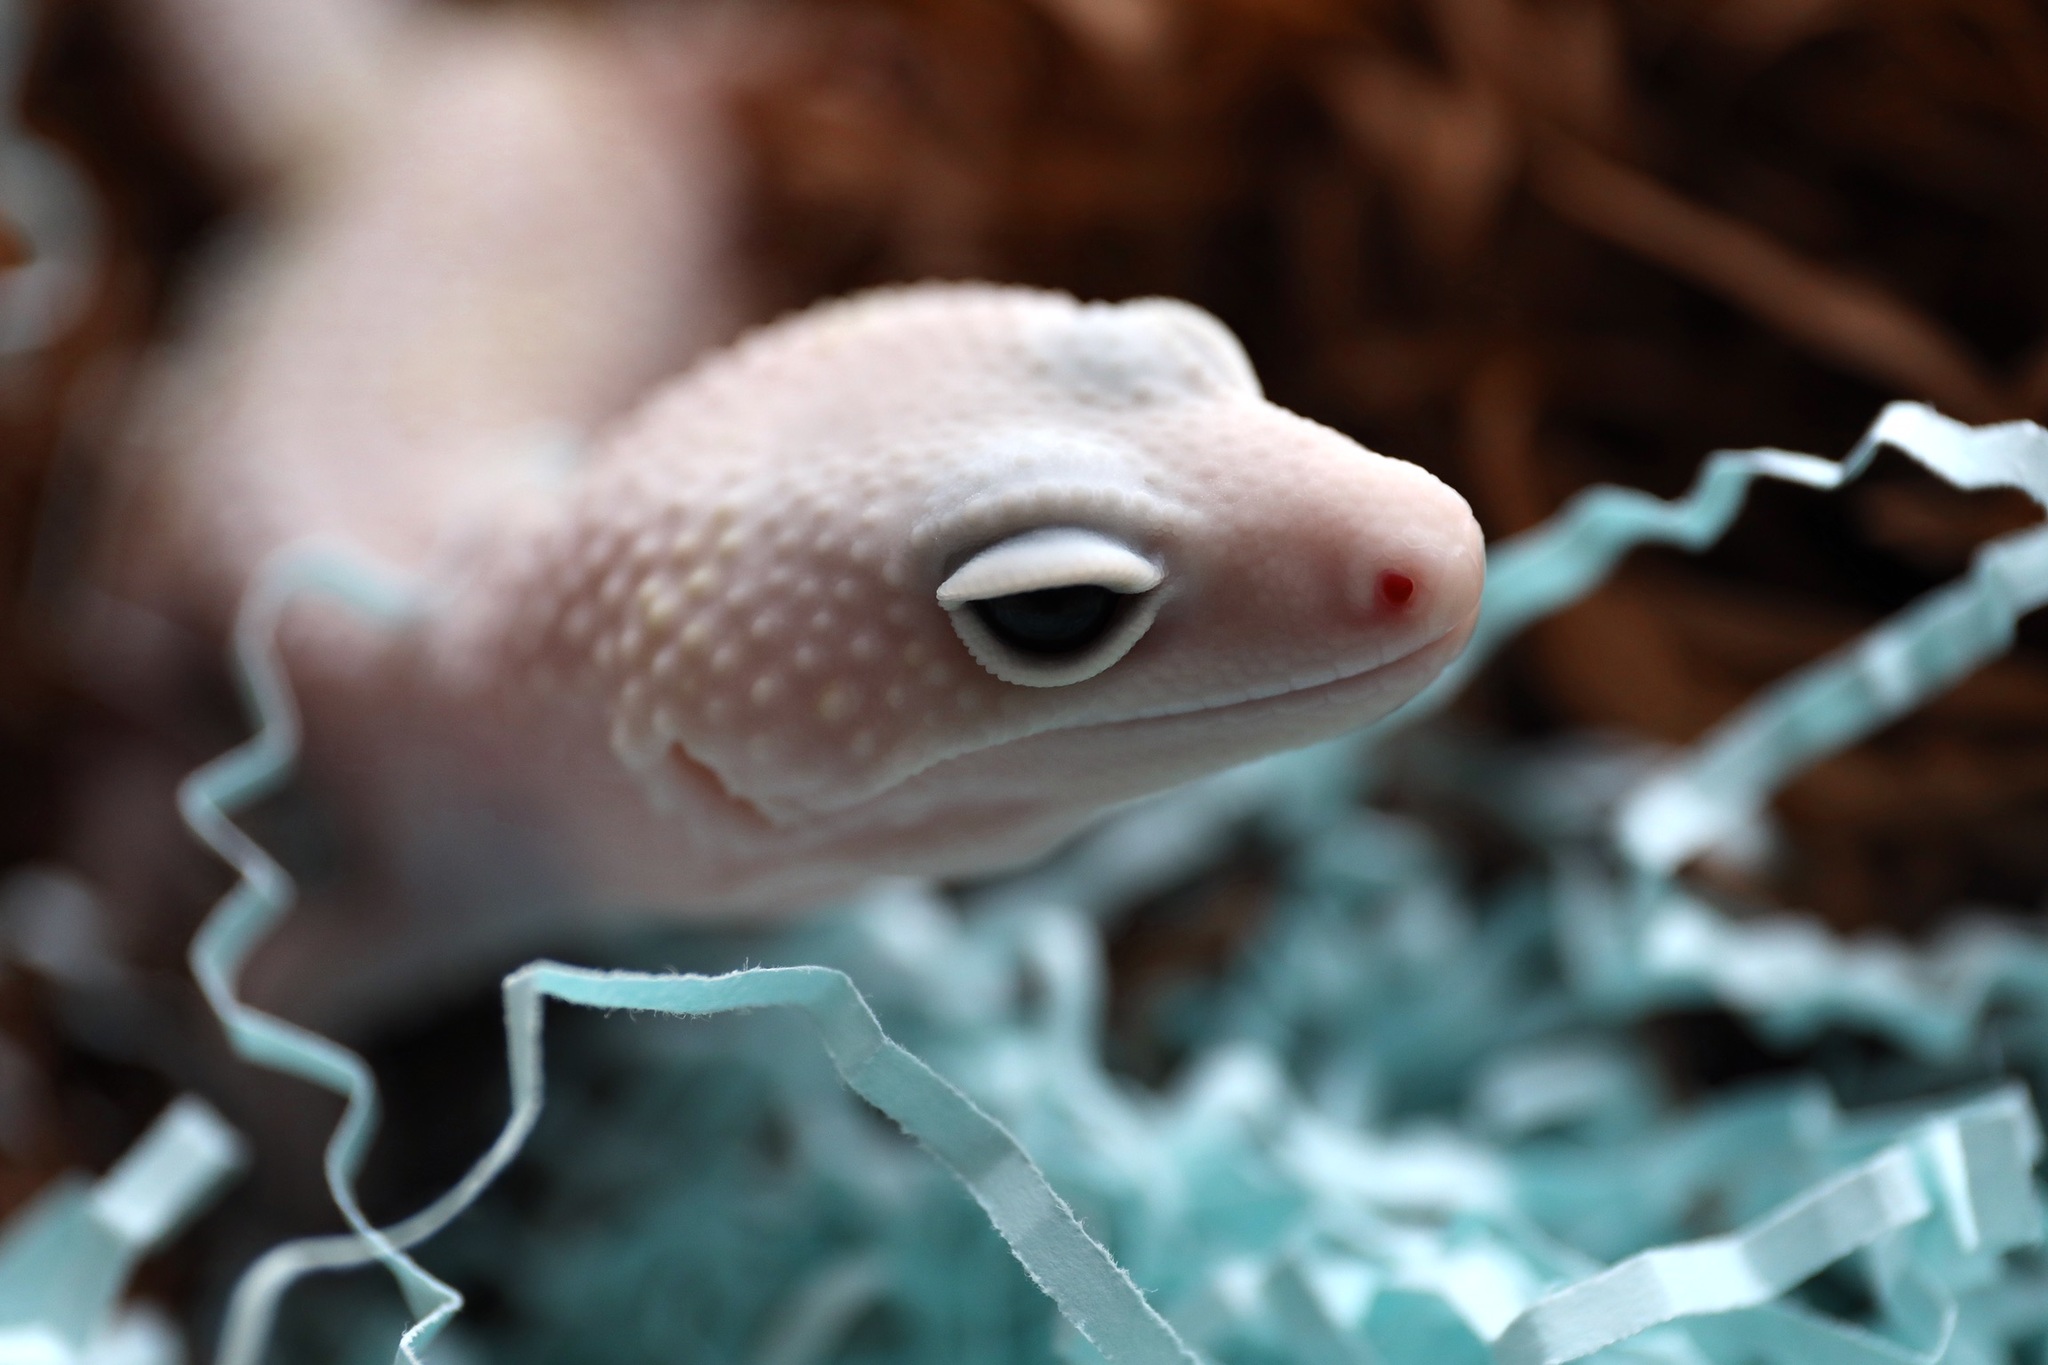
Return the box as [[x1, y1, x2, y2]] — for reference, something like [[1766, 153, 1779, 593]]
[[938, 527, 1166, 688], [936, 527, 1162, 605]]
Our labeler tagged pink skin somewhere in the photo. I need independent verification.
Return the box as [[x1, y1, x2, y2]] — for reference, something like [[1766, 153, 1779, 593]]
[[98, 9, 1482, 1024]]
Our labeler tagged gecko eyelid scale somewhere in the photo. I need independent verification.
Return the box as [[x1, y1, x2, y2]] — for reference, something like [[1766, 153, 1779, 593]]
[[125, 284, 1484, 1021]]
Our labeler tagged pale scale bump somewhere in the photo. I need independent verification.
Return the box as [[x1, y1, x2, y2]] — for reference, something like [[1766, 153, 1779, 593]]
[[638, 577, 679, 626], [818, 684, 859, 724]]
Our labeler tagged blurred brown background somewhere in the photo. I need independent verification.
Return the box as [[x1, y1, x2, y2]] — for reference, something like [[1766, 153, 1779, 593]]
[[4, 0, 2047, 1205]]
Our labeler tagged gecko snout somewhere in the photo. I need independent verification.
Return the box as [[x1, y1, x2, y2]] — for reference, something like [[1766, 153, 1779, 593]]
[[1330, 464, 1486, 648]]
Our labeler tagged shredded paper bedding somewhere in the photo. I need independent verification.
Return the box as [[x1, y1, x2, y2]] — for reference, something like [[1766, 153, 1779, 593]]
[[5, 402, 2048, 1365]]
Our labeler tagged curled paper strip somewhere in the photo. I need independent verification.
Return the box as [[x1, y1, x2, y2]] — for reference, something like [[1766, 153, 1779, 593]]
[[175, 548, 455, 1365], [0, 1097, 245, 1365], [1514, 406, 2048, 1057], [511, 964, 1196, 1365], [1558, 873, 2048, 1058], [1494, 1089, 2041, 1365], [1423, 402, 2047, 726], [1614, 405, 2048, 874]]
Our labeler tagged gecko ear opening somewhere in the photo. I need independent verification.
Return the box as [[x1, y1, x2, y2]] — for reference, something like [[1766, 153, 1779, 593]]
[[937, 527, 1165, 687]]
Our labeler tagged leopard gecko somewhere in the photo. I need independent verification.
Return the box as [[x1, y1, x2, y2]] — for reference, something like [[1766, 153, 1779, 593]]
[[95, 3, 1484, 1023]]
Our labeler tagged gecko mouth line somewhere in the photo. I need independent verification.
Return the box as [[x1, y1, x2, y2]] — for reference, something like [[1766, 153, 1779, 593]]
[[911, 609, 1480, 783], [1090, 613, 1477, 733]]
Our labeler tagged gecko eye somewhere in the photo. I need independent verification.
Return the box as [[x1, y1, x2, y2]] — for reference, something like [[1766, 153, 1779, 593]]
[[973, 585, 1121, 655], [937, 527, 1165, 687]]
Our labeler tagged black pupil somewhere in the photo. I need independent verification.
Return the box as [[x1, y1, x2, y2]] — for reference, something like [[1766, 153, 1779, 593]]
[[972, 585, 1123, 657]]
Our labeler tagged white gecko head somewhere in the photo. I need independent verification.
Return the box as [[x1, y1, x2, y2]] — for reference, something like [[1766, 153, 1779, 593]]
[[520, 285, 1483, 877]]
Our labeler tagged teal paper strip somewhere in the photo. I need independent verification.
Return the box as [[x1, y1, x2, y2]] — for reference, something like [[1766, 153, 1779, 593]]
[[1494, 1089, 2040, 1365], [512, 962, 1197, 1365], [0, 1096, 244, 1358], [1616, 407, 2048, 872], [1424, 402, 2046, 715]]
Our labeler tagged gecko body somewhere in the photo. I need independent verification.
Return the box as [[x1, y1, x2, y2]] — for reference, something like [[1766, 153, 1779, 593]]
[[98, 7, 1483, 1021]]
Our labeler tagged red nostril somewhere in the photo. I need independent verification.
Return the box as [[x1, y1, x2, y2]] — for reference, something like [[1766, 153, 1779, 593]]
[[1377, 571, 1415, 609]]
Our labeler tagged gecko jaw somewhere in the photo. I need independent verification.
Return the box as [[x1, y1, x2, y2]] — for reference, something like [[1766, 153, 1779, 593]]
[[1098, 605, 1479, 732]]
